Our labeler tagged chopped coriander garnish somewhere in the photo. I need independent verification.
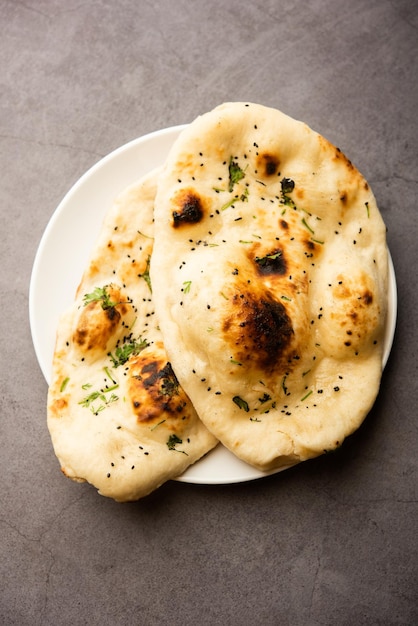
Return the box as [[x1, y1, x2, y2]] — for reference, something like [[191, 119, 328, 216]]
[[167, 434, 182, 449], [221, 196, 238, 211], [258, 392, 271, 404], [228, 156, 246, 192], [301, 217, 315, 234], [103, 366, 117, 384], [159, 363, 180, 397], [220, 187, 249, 211], [281, 375, 288, 395], [233, 395, 249, 412], [60, 377, 70, 393], [281, 177, 295, 195], [137, 230, 154, 239], [79, 385, 119, 415], [255, 251, 282, 266], [150, 419, 166, 431], [108, 336, 149, 368], [139, 255, 152, 292], [182, 280, 192, 294], [166, 434, 188, 455], [280, 177, 296, 207], [83, 286, 117, 310], [301, 390, 313, 402]]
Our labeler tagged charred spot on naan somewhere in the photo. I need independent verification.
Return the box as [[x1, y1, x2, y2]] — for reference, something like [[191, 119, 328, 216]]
[[222, 287, 295, 372], [127, 349, 191, 428], [255, 152, 280, 177], [253, 247, 287, 276], [171, 188, 209, 228]]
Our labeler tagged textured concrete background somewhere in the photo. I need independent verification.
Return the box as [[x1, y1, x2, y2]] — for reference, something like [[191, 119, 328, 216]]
[[1, 0, 417, 624]]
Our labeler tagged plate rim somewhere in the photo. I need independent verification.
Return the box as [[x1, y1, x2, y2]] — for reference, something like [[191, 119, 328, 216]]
[[29, 125, 398, 485]]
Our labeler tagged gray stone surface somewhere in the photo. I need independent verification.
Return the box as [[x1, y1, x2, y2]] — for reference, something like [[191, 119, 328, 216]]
[[1, 0, 417, 624]]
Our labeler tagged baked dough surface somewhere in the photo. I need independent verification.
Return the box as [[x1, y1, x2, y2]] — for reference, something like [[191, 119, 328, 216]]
[[151, 102, 388, 470], [47, 169, 218, 501]]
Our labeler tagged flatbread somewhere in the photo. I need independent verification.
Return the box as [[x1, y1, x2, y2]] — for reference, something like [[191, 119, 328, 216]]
[[151, 102, 388, 471], [47, 169, 218, 501]]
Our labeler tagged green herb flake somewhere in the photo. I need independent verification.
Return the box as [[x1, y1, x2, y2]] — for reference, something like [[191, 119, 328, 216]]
[[78, 384, 120, 415], [220, 187, 249, 211], [258, 392, 271, 404], [60, 377, 70, 393], [103, 366, 117, 384], [137, 230, 154, 239], [280, 177, 296, 207], [182, 280, 192, 294], [159, 364, 180, 397], [166, 433, 188, 455], [255, 251, 282, 267], [220, 196, 238, 211], [108, 336, 149, 368], [83, 286, 116, 310], [233, 395, 249, 412], [228, 157, 246, 192], [150, 419, 166, 431], [301, 390, 313, 402], [301, 217, 315, 234], [139, 255, 152, 292], [281, 375, 288, 396]]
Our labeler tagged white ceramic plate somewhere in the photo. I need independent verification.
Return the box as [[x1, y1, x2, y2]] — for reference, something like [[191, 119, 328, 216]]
[[29, 125, 397, 485]]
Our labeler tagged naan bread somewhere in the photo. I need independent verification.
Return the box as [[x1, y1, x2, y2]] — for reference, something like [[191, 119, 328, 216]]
[[151, 102, 388, 471], [47, 169, 218, 501]]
